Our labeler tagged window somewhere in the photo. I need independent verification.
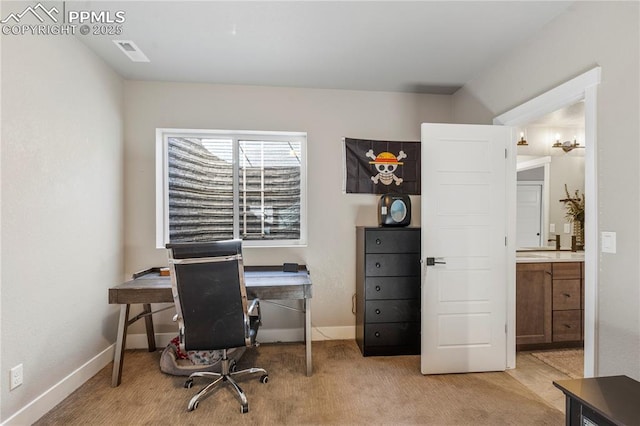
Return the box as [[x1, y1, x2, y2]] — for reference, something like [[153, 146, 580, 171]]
[[156, 129, 307, 248]]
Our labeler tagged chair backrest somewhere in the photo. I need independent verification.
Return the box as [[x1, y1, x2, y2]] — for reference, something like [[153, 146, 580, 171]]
[[166, 240, 250, 351]]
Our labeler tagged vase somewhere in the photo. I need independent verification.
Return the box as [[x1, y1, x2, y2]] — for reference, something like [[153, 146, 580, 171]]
[[573, 221, 584, 250]]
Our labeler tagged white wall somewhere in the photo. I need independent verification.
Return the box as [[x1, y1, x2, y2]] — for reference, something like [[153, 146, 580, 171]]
[[452, 1, 640, 379], [1, 33, 123, 422], [123, 81, 451, 337]]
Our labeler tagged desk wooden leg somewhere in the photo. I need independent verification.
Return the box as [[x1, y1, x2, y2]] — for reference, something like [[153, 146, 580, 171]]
[[111, 304, 130, 387], [142, 303, 156, 352], [305, 298, 312, 376]]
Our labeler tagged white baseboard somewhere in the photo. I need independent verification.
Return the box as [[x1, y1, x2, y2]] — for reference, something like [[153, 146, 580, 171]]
[[258, 326, 355, 342], [312, 326, 355, 341], [124, 325, 356, 348], [2, 345, 115, 426], [124, 332, 176, 349], [5, 326, 355, 425]]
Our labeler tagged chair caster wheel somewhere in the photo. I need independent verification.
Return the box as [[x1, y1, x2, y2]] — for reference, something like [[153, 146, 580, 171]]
[[241, 404, 249, 414], [260, 374, 269, 384], [188, 400, 199, 411], [230, 360, 237, 372], [184, 379, 194, 389]]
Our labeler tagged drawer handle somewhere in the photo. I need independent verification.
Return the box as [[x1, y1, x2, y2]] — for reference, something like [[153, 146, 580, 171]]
[[563, 293, 571, 297], [375, 309, 381, 315], [374, 332, 380, 338], [375, 285, 381, 292], [375, 238, 381, 245], [375, 262, 381, 268], [564, 324, 572, 329]]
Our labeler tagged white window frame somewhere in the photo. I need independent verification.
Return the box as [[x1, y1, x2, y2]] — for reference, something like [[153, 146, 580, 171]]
[[156, 128, 307, 248]]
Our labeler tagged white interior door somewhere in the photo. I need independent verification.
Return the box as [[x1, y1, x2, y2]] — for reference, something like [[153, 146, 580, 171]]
[[421, 123, 512, 374], [516, 183, 543, 247]]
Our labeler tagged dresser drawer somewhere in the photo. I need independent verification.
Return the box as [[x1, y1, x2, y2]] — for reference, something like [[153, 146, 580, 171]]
[[553, 279, 581, 310], [365, 253, 421, 276], [552, 262, 581, 279], [365, 229, 420, 254], [365, 300, 420, 323], [365, 277, 420, 300], [553, 310, 582, 341], [365, 322, 420, 346]]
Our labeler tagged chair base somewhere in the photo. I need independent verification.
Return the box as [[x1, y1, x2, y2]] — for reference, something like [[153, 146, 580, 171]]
[[184, 350, 268, 413]]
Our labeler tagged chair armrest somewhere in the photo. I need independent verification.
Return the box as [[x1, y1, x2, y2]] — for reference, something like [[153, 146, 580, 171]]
[[248, 298, 260, 316], [245, 298, 261, 345]]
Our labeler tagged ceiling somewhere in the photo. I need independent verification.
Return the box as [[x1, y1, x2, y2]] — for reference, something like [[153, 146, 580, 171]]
[[527, 101, 585, 128], [76, 1, 573, 94]]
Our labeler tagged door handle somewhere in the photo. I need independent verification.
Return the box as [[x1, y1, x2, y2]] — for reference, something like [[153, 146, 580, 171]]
[[426, 257, 446, 266]]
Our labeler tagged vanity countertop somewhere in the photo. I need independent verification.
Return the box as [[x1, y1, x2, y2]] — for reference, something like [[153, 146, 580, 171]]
[[516, 250, 585, 263]]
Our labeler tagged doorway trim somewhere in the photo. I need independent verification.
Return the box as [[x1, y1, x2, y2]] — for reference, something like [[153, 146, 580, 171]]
[[494, 67, 600, 376]]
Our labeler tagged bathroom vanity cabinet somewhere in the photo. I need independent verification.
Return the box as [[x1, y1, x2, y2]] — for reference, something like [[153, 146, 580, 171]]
[[516, 256, 584, 350], [516, 262, 553, 346]]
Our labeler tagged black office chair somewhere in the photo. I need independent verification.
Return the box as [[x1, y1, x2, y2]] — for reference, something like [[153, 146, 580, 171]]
[[166, 239, 268, 413]]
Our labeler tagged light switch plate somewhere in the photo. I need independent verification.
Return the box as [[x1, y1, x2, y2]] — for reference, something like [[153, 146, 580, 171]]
[[564, 223, 571, 234], [550, 223, 555, 233], [601, 231, 617, 253]]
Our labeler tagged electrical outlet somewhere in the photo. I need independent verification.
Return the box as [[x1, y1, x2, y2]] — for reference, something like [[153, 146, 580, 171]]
[[10, 364, 23, 390], [564, 223, 571, 234], [550, 223, 555, 233]]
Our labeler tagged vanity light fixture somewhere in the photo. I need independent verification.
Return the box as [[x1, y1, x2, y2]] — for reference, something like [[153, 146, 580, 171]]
[[517, 131, 528, 146], [552, 134, 584, 152]]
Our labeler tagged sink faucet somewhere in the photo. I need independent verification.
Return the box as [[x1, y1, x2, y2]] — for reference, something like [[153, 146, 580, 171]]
[[548, 234, 561, 250]]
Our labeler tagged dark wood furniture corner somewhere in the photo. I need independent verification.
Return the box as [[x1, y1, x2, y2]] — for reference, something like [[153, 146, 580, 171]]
[[554, 376, 640, 426]]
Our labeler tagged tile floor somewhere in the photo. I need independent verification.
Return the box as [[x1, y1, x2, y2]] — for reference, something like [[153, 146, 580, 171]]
[[507, 350, 583, 413]]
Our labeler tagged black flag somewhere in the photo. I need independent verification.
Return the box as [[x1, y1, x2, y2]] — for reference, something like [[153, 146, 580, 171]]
[[344, 137, 421, 194]]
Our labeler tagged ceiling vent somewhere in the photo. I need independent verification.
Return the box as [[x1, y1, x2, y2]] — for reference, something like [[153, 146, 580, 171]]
[[113, 40, 149, 63]]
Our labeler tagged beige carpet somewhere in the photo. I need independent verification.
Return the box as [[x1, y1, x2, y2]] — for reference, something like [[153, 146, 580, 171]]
[[35, 340, 563, 425], [531, 349, 584, 379]]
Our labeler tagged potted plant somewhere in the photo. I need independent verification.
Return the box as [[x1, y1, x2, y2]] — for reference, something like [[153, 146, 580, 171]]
[[561, 184, 585, 250]]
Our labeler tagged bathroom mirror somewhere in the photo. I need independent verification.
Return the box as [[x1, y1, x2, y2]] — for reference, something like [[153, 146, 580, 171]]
[[516, 103, 585, 251]]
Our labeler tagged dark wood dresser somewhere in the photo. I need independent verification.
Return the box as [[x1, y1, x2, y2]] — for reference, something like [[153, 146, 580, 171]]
[[355, 226, 421, 356]]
